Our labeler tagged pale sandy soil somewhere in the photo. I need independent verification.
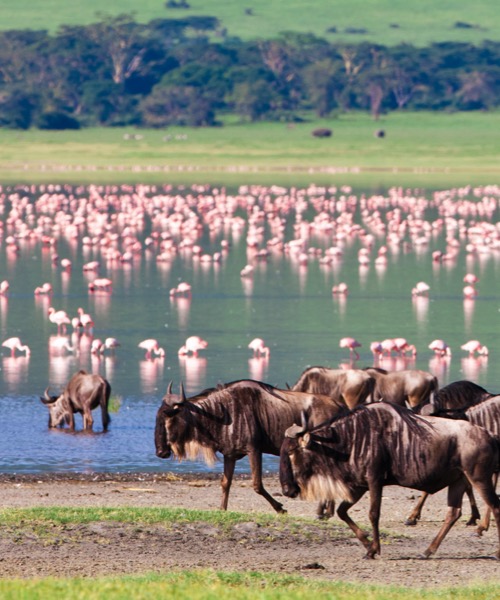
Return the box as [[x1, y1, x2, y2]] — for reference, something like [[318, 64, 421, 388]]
[[0, 473, 498, 588]]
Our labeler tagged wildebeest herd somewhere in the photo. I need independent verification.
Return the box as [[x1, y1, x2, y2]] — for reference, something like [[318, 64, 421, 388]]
[[41, 365, 500, 560]]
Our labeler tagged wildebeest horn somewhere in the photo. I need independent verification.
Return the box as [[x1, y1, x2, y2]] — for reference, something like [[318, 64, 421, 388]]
[[179, 381, 187, 403], [300, 409, 309, 430], [285, 423, 306, 438], [166, 381, 173, 395], [40, 387, 55, 405]]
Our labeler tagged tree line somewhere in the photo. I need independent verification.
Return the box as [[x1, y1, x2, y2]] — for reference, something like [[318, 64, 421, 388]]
[[0, 13, 499, 129]]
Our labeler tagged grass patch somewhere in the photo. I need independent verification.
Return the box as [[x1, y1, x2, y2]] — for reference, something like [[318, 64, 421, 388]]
[[0, 570, 497, 599], [1, 0, 498, 46], [0, 112, 499, 188]]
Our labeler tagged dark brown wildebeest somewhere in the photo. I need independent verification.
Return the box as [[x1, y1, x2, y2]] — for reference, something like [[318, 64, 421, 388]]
[[291, 366, 375, 408], [365, 367, 438, 408], [410, 384, 499, 532], [280, 402, 500, 559], [155, 379, 351, 514], [40, 370, 111, 432]]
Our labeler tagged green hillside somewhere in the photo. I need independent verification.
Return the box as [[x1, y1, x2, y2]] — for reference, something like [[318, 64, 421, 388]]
[[1, 0, 499, 45]]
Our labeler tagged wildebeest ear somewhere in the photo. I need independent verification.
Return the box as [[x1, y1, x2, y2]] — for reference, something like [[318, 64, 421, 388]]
[[419, 403, 436, 417], [299, 432, 311, 448], [285, 423, 305, 438]]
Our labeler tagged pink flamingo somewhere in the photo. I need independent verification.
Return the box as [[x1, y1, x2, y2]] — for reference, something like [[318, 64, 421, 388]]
[[411, 281, 430, 296], [393, 337, 417, 357], [248, 337, 270, 358], [370, 341, 383, 357], [48, 307, 71, 334], [0, 280, 9, 295], [332, 282, 349, 295], [2, 337, 30, 356], [34, 282, 52, 295], [428, 339, 452, 357], [102, 337, 120, 354], [91, 339, 104, 355], [170, 282, 192, 297], [460, 340, 488, 357], [463, 273, 479, 285], [88, 278, 112, 292], [138, 338, 165, 359], [178, 335, 208, 357], [339, 337, 361, 360], [380, 338, 398, 356], [77, 307, 94, 331]]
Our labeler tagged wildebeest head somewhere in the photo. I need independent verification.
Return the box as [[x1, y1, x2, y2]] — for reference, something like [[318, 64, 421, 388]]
[[40, 387, 70, 428], [279, 412, 312, 499], [154, 381, 187, 459]]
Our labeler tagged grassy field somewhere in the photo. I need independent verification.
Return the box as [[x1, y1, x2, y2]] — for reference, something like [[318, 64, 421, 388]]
[[1, 0, 499, 45], [1, 112, 499, 188]]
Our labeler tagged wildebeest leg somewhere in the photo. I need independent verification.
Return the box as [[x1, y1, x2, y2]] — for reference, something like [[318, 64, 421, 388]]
[[220, 456, 236, 510], [316, 500, 335, 520], [101, 396, 110, 432], [366, 480, 384, 558], [248, 450, 286, 513], [336, 489, 372, 555], [464, 483, 481, 526], [476, 473, 499, 536], [82, 408, 94, 431], [421, 480, 465, 558], [405, 492, 429, 526]]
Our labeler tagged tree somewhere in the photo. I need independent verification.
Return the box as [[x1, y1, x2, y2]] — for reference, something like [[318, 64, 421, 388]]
[[138, 85, 215, 126]]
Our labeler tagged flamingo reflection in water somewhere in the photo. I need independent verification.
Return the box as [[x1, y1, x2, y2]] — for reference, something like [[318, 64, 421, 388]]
[[178, 355, 207, 393], [2, 355, 30, 390]]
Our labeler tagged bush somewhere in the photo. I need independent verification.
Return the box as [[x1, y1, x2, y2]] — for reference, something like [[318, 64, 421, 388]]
[[37, 111, 81, 130]]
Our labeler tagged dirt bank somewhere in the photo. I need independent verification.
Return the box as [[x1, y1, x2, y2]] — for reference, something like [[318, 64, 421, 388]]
[[0, 473, 498, 587]]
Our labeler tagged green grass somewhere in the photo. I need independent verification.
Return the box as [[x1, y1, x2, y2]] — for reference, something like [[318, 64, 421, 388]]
[[1, 0, 499, 45], [1, 112, 499, 188], [0, 571, 498, 600]]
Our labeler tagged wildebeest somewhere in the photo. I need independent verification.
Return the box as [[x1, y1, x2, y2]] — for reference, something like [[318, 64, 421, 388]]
[[365, 367, 438, 408], [155, 379, 352, 513], [291, 366, 375, 408], [409, 383, 499, 531], [40, 370, 111, 432], [280, 402, 500, 559]]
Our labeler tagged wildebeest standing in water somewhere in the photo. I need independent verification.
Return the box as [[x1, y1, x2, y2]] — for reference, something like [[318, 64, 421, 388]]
[[280, 403, 500, 559], [40, 370, 111, 432], [155, 379, 351, 513], [291, 366, 375, 408]]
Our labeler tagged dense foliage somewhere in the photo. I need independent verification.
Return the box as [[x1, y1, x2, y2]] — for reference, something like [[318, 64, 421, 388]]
[[1, 13, 499, 129]]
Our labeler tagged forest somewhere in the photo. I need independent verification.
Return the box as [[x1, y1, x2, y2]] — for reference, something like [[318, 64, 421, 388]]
[[1, 13, 499, 130]]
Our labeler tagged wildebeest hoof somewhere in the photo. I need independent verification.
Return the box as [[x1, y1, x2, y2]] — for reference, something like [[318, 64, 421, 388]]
[[418, 552, 431, 560], [404, 518, 417, 526]]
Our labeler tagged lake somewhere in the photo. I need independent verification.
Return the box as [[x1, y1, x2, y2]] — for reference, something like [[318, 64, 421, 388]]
[[0, 182, 499, 475]]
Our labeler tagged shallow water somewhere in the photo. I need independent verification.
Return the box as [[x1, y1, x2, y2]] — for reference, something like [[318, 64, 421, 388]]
[[0, 182, 499, 475]]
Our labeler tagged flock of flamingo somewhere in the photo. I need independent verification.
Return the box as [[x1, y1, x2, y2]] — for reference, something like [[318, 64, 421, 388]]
[[0, 181, 497, 387]]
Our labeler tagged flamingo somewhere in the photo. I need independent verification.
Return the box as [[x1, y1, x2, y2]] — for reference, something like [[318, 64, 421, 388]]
[[91, 339, 104, 355], [380, 338, 398, 356], [77, 307, 94, 331], [0, 280, 9, 295], [429, 339, 452, 357], [34, 282, 52, 295], [463, 273, 479, 285], [393, 337, 417, 357], [332, 282, 349, 295], [102, 337, 121, 354], [138, 338, 165, 359], [170, 282, 192, 297], [460, 340, 488, 357], [370, 341, 383, 357], [178, 335, 208, 357], [48, 335, 75, 355], [248, 337, 270, 358], [88, 278, 112, 292], [2, 337, 30, 357], [48, 307, 71, 334], [339, 337, 361, 360], [411, 281, 430, 296]]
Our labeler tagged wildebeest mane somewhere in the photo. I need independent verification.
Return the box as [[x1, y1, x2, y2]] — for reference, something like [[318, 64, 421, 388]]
[[466, 396, 500, 436], [433, 380, 495, 411]]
